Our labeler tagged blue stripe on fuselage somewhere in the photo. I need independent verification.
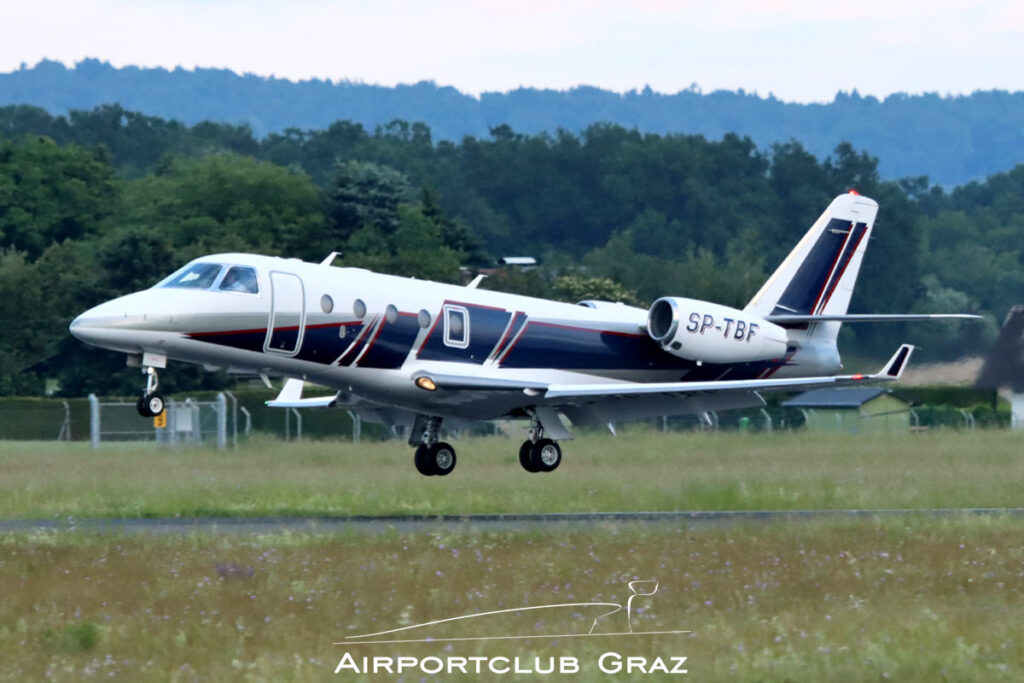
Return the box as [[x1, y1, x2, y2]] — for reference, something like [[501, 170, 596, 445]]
[[499, 322, 691, 371], [186, 316, 793, 379], [418, 303, 512, 365], [358, 313, 422, 369], [297, 322, 363, 364]]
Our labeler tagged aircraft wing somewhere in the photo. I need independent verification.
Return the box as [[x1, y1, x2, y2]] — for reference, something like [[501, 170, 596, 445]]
[[419, 345, 912, 403], [544, 344, 912, 399]]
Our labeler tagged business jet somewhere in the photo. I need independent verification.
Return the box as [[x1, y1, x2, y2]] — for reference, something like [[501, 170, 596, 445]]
[[69, 192, 975, 475]]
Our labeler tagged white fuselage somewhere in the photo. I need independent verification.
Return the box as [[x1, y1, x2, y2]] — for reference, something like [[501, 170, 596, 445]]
[[70, 253, 836, 422]]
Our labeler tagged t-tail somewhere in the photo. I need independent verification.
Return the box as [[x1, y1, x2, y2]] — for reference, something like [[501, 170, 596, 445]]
[[745, 191, 877, 346], [744, 191, 977, 373]]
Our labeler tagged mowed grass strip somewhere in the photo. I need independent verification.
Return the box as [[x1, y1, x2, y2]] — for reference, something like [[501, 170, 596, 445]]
[[0, 518, 1022, 681], [0, 429, 1021, 518]]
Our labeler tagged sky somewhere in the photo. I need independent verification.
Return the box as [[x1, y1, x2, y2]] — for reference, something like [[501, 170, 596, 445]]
[[2, 0, 1022, 102]]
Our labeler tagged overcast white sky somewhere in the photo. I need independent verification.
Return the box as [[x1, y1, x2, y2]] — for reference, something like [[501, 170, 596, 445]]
[[2, 0, 1022, 101]]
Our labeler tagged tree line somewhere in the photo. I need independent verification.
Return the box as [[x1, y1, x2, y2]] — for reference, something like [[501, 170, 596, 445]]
[[5, 59, 1024, 185], [0, 105, 1018, 396]]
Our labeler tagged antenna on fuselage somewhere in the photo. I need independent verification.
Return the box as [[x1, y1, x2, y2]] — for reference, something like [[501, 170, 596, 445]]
[[465, 274, 488, 289], [320, 252, 341, 266]]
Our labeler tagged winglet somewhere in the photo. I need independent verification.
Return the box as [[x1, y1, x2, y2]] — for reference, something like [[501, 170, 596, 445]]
[[876, 344, 914, 380]]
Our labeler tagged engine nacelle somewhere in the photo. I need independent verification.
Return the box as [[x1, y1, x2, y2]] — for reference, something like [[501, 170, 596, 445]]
[[647, 297, 788, 364]]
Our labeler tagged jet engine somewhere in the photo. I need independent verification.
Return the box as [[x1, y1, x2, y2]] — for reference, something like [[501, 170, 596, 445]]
[[646, 297, 789, 364]]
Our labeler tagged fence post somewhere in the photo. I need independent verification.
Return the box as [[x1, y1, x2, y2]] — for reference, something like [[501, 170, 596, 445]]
[[239, 406, 252, 436], [290, 408, 302, 442], [191, 400, 201, 443], [348, 410, 361, 444], [169, 401, 177, 448], [216, 393, 227, 450], [760, 408, 773, 433], [59, 400, 71, 441], [224, 390, 238, 448], [88, 394, 100, 449]]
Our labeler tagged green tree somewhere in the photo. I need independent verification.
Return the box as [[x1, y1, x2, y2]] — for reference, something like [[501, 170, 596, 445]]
[[341, 204, 463, 282], [325, 160, 415, 246], [0, 136, 116, 260], [114, 153, 325, 272], [550, 275, 640, 306]]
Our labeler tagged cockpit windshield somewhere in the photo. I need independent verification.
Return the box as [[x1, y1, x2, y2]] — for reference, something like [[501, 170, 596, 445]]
[[218, 266, 259, 294], [160, 263, 224, 289], [156, 261, 261, 294]]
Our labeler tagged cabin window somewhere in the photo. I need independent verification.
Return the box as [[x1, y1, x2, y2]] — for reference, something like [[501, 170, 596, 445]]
[[443, 305, 469, 349], [161, 263, 223, 290], [218, 267, 259, 294]]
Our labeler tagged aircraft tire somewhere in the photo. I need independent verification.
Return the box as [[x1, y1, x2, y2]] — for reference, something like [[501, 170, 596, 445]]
[[429, 442, 457, 476], [530, 438, 562, 473], [519, 441, 540, 473], [146, 393, 166, 417], [414, 445, 435, 476], [137, 394, 155, 418]]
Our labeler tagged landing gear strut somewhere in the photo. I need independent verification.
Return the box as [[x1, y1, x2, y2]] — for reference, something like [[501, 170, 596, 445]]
[[518, 412, 562, 473], [412, 416, 457, 476], [136, 367, 166, 418]]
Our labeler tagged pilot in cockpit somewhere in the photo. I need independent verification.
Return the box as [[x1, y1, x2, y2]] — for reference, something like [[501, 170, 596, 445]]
[[219, 267, 258, 294]]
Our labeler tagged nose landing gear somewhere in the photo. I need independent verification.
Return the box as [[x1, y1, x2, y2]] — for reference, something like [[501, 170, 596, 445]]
[[136, 367, 166, 418]]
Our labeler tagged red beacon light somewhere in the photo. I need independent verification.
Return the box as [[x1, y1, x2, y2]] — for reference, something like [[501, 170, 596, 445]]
[[848, 189, 860, 195]]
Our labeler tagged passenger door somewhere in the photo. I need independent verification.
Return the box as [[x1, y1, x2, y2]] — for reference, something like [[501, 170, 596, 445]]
[[264, 272, 305, 355]]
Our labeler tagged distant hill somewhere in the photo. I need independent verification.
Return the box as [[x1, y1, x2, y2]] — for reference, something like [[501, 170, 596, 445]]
[[3, 58, 1024, 186]]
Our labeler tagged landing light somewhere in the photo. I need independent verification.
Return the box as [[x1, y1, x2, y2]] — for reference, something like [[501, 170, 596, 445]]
[[415, 376, 438, 391]]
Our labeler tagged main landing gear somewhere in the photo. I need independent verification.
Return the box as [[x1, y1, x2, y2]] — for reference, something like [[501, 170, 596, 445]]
[[518, 413, 562, 473], [412, 416, 457, 476], [136, 366, 167, 418], [409, 412, 564, 476]]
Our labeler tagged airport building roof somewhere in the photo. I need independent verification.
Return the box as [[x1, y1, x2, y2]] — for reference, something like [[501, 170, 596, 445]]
[[782, 387, 890, 408]]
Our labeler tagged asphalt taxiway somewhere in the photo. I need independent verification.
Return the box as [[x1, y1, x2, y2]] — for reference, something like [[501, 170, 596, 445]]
[[2, 508, 1022, 535]]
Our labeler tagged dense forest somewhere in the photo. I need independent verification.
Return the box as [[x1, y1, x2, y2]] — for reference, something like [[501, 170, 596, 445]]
[[4, 59, 1024, 185], [0, 104, 1019, 396]]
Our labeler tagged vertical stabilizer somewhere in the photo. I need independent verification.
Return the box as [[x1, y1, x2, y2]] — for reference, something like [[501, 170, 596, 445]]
[[745, 192, 878, 342]]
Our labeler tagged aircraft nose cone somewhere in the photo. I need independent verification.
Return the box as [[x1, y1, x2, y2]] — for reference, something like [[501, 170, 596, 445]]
[[69, 307, 113, 345]]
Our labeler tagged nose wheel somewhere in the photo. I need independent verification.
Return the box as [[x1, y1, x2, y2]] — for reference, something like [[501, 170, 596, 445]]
[[136, 367, 166, 418]]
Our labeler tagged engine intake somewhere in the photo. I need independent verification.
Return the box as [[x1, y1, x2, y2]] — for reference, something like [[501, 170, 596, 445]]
[[647, 297, 788, 364]]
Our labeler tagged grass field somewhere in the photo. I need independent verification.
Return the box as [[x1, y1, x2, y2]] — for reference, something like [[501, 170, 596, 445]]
[[0, 429, 1022, 518], [2, 430, 1022, 680], [1, 518, 1022, 681]]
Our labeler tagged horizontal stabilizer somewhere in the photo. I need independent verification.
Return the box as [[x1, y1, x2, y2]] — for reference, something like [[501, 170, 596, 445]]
[[767, 313, 980, 325]]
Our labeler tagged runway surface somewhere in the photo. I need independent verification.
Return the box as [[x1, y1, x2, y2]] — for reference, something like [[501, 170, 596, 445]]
[[2, 508, 1023, 535]]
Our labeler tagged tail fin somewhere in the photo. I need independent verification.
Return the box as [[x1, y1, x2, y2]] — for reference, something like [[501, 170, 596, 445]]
[[745, 192, 878, 341]]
